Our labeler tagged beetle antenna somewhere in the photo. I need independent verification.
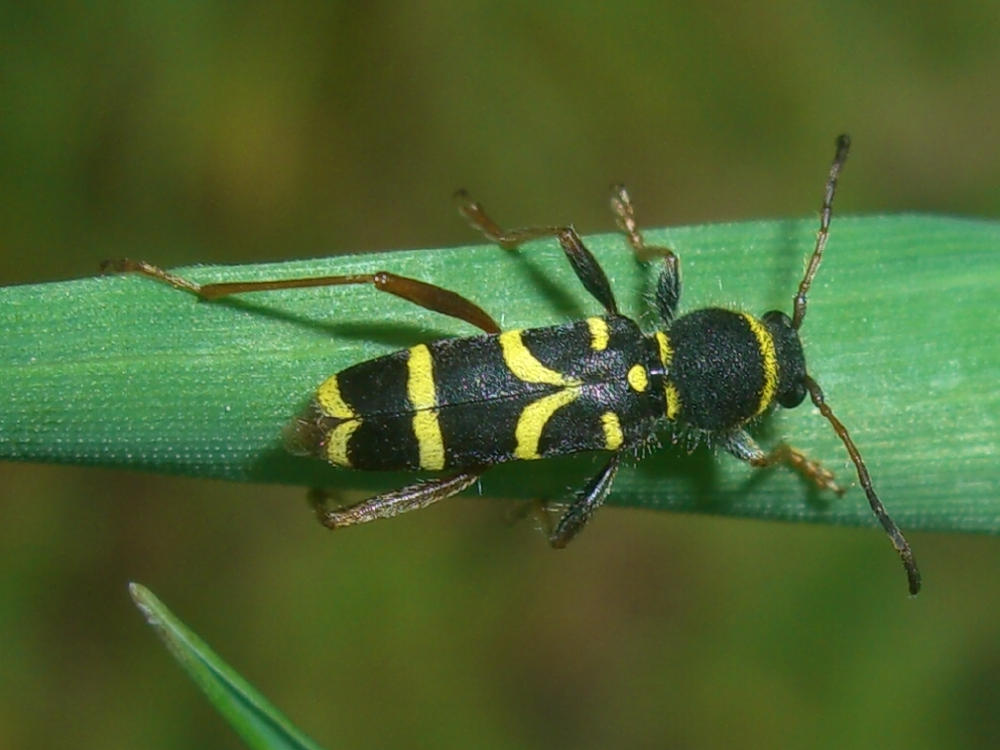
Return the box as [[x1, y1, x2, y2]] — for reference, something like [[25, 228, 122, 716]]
[[792, 134, 851, 330], [804, 375, 920, 595]]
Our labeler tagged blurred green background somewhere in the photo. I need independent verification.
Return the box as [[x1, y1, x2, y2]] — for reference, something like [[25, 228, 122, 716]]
[[3, 2, 1000, 748]]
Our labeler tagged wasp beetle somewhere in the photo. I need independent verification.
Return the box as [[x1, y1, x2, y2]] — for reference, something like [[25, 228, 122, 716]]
[[105, 135, 920, 594]]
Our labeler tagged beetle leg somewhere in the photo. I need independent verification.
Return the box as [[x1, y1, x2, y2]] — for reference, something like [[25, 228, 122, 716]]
[[101, 259, 501, 334], [549, 452, 622, 548], [609, 184, 680, 322], [454, 190, 619, 315], [722, 429, 844, 495], [608, 184, 678, 263], [309, 470, 486, 528]]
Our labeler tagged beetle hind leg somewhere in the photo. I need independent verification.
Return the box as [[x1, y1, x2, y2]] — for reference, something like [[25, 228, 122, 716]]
[[310, 470, 486, 529]]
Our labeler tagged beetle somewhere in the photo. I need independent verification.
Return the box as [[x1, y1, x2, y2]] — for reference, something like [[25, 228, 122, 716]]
[[104, 135, 920, 594]]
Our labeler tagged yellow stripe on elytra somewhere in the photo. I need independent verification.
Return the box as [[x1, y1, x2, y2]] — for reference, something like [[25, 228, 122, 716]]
[[587, 317, 609, 351], [627, 364, 649, 392], [742, 313, 779, 417], [655, 331, 673, 367], [601, 411, 624, 451], [326, 420, 361, 467], [407, 344, 445, 470], [499, 330, 580, 386], [514, 388, 580, 460], [316, 374, 356, 419], [665, 382, 682, 420]]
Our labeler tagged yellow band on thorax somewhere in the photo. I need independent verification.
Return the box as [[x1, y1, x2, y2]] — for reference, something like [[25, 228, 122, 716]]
[[742, 313, 778, 417], [601, 411, 624, 450], [655, 331, 673, 367]]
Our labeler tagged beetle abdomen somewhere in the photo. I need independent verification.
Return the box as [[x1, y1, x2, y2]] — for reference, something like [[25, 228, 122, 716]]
[[291, 315, 664, 470]]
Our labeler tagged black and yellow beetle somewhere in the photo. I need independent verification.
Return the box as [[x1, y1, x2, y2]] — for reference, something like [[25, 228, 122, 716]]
[[105, 135, 920, 594]]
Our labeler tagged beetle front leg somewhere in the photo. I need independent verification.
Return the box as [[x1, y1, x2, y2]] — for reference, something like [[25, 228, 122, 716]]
[[722, 429, 844, 495]]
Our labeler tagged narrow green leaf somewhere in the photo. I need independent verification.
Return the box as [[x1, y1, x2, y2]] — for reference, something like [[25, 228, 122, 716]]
[[3, 215, 998, 534], [129, 583, 325, 750]]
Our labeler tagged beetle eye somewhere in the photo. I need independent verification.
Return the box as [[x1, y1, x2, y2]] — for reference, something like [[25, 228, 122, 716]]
[[778, 381, 806, 408]]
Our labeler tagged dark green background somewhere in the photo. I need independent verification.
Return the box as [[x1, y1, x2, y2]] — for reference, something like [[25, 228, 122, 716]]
[[2, 3, 999, 748]]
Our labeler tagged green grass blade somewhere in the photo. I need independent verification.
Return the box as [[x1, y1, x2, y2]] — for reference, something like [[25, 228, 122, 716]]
[[2, 215, 998, 533], [129, 583, 326, 750]]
